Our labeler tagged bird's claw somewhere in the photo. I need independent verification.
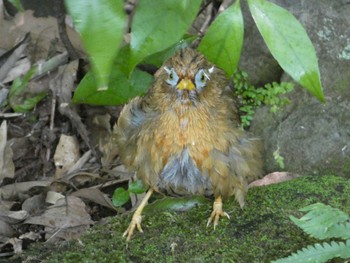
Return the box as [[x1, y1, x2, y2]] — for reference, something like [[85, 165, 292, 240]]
[[207, 196, 230, 229], [123, 213, 143, 241]]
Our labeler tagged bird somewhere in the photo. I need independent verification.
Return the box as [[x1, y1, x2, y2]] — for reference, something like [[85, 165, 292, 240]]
[[115, 48, 262, 241]]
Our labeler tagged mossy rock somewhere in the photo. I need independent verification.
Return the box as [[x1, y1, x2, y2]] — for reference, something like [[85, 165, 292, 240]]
[[21, 175, 350, 262]]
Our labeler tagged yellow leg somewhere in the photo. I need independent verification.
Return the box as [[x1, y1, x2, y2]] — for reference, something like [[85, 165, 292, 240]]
[[123, 188, 154, 241], [207, 196, 230, 229]]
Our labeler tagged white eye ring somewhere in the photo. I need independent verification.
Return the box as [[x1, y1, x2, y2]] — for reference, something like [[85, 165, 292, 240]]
[[164, 67, 179, 87], [194, 69, 210, 90]]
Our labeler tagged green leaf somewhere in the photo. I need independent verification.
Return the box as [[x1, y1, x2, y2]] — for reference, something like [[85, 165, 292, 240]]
[[65, 0, 126, 90], [198, 0, 244, 76], [9, 69, 47, 112], [272, 240, 350, 263], [7, 0, 24, 11], [112, 187, 130, 207], [247, 0, 324, 102], [128, 180, 147, 194], [73, 47, 154, 105], [290, 203, 350, 240], [129, 0, 201, 73]]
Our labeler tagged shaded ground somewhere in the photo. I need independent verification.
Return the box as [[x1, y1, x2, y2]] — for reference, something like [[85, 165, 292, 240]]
[[10, 175, 350, 262]]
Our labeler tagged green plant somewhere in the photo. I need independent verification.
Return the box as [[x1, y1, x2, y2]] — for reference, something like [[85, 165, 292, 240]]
[[233, 71, 294, 128], [8, 69, 47, 112], [273, 203, 350, 263], [112, 180, 147, 207], [64, 0, 324, 105]]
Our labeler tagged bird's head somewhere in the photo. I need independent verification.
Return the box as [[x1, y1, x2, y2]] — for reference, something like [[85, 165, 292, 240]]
[[152, 48, 227, 107]]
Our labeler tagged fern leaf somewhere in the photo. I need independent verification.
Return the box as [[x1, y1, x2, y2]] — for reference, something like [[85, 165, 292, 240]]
[[290, 203, 350, 239], [272, 240, 350, 263]]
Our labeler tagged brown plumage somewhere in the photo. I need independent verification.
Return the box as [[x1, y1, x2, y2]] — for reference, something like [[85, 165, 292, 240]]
[[115, 48, 262, 240]]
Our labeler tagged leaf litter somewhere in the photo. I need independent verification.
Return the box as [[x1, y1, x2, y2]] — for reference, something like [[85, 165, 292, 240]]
[[0, 3, 131, 259]]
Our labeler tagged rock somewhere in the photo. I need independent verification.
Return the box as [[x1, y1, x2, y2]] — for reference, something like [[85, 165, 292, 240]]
[[239, 1, 283, 86], [249, 0, 350, 176]]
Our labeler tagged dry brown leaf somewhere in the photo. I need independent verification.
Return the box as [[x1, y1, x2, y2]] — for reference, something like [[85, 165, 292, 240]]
[[45, 191, 64, 205], [53, 134, 80, 177], [0, 210, 28, 224], [0, 180, 51, 200], [7, 238, 22, 254], [0, 121, 15, 183], [21, 193, 46, 217], [0, 220, 15, 238], [71, 188, 116, 211], [249, 172, 300, 188], [25, 196, 93, 242]]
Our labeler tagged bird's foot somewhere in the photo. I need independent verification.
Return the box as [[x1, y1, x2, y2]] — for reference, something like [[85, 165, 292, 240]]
[[123, 211, 143, 241], [207, 196, 230, 229], [122, 188, 154, 241]]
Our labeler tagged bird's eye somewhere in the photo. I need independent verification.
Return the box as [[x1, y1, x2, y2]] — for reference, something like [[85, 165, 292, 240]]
[[195, 69, 210, 90], [164, 67, 179, 87]]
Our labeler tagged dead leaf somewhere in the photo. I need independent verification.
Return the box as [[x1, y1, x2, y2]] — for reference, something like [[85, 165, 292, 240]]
[[53, 134, 80, 177], [45, 191, 64, 205], [0, 180, 51, 200], [7, 238, 22, 254], [67, 150, 91, 175], [0, 33, 30, 82], [0, 121, 15, 183], [22, 193, 46, 216], [0, 210, 28, 224], [25, 196, 93, 242], [249, 172, 300, 188], [71, 188, 116, 211], [0, 220, 15, 238]]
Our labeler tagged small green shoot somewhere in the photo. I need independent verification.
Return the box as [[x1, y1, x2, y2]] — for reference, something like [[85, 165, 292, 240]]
[[112, 179, 147, 207]]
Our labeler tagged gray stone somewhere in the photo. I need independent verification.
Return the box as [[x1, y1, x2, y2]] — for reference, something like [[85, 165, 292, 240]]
[[248, 0, 350, 176]]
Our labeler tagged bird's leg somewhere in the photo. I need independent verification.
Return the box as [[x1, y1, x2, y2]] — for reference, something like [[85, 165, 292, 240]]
[[123, 188, 154, 241], [207, 196, 230, 229]]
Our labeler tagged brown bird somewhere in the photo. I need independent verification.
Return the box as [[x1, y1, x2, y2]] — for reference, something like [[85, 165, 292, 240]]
[[115, 48, 262, 241]]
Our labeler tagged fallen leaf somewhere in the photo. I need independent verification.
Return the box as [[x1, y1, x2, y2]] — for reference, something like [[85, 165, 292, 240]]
[[0, 210, 28, 224], [53, 134, 80, 177], [25, 196, 93, 242], [248, 172, 300, 188], [0, 121, 15, 183], [71, 188, 116, 211], [45, 191, 65, 205], [22, 193, 46, 216], [0, 220, 15, 238], [0, 180, 51, 200]]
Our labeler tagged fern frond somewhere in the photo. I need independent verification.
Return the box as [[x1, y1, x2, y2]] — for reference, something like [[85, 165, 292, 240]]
[[272, 240, 350, 263], [290, 203, 350, 239]]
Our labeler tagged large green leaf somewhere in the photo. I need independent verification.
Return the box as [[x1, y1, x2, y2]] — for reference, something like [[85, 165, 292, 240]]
[[73, 45, 153, 105], [129, 0, 201, 73], [198, 0, 244, 76], [247, 0, 324, 102], [72, 66, 153, 105], [65, 0, 126, 90]]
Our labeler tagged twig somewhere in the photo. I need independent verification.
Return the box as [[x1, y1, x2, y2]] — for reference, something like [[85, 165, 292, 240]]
[[55, 0, 79, 60]]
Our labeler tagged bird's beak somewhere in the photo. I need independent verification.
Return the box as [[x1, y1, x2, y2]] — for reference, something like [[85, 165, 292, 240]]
[[177, 78, 195, 91]]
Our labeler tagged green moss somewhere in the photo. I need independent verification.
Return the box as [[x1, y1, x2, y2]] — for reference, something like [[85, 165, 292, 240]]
[[20, 175, 350, 262]]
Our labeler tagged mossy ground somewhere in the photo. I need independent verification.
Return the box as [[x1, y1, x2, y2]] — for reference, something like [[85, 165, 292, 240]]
[[18, 175, 350, 262]]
